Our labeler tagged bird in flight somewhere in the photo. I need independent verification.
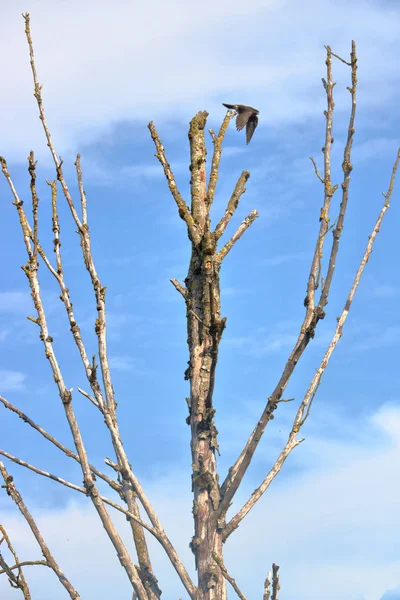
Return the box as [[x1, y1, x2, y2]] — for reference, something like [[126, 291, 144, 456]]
[[222, 103, 259, 144]]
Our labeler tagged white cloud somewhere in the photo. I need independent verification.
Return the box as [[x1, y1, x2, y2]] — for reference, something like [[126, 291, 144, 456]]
[[0, 369, 26, 391], [1, 0, 400, 160], [1, 404, 400, 599]]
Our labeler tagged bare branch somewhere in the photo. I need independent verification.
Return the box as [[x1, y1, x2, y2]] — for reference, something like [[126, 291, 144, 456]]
[[222, 435, 304, 540], [317, 41, 358, 315], [76, 387, 100, 409], [263, 570, 271, 600], [0, 560, 49, 574], [0, 450, 162, 542], [305, 44, 339, 312], [292, 147, 400, 433], [219, 43, 356, 515], [0, 450, 90, 495], [22, 175, 107, 414], [271, 564, 280, 600], [170, 278, 187, 299], [28, 151, 39, 262], [0, 395, 120, 494], [212, 553, 248, 600], [17, 29, 169, 592], [328, 45, 352, 65], [34, 154, 187, 596], [217, 209, 258, 262], [24, 13, 117, 419], [223, 148, 400, 538], [0, 461, 80, 599], [122, 482, 162, 599], [23, 14, 83, 230], [206, 111, 235, 207], [189, 111, 209, 233], [75, 154, 88, 225], [1, 184, 148, 600], [309, 156, 324, 183], [3, 131, 196, 600], [148, 120, 200, 245], [0, 524, 31, 599], [105, 423, 197, 598], [214, 171, 251, 241]]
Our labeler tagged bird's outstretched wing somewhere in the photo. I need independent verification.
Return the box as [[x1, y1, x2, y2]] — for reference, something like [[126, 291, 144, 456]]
[[235, 108, 253, 131], [246, 114, 258, 144]]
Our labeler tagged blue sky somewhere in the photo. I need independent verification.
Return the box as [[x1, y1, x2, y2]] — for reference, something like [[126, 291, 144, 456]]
[[1, 0, 400, 599]]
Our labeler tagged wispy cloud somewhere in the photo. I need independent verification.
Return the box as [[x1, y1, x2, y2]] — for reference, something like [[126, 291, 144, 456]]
[[381, 587, 400, 600], [80, 160, 185, 186], [2, 0, 400, 159], [352, 324, 400, 352], [0, 369, 26, 391], [0, 291, 31, 313], [0, 329, 9, 341], [262, 251, 309, 267], [353, 137, 399, 163], [109, 355, 143, 373], [363, 275, 398, 299], [224, 322, 298, 357]]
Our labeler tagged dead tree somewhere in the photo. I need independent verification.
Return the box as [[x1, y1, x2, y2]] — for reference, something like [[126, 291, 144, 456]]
[[0, 13, 399, 600]]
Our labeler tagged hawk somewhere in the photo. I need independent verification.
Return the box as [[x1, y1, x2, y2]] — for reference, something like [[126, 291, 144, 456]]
[[222, 103, 259, 144]]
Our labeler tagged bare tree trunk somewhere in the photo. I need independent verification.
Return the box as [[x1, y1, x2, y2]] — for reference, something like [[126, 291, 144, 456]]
[[185, 113, 226, 599], [186, 244, 224, 599]]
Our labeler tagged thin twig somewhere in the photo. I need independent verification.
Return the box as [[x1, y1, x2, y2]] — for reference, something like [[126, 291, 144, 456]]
[[23, 14, 83, 229], [170, 278, 187, 299], [306, 44, 338, 311], [75, 154, 88, 225], [212, 553, 248, 600], [24, 13, 116, 417], [28, 151, 39, 262], [309, 156, 324, 183], [222, 435, 304, 540], [0, 155, 148, 600], [0, 524, 31, 599], [0, 395, 120, 494], [317, 41, 358, 315], [213, 171, 251, 241], [206, 111, 235, 207], [0, 461, 80, 599], [43, 171, 197, 597], [148, 121, 200, 245], [223, 148, 400, 540], [327, 45, 351, 65], [76, 387, 100, 409], [217, 209, 258, 262], [0, 560, 49, 574], [0, 450, 160, 541], [218, 43, 353, 516]]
